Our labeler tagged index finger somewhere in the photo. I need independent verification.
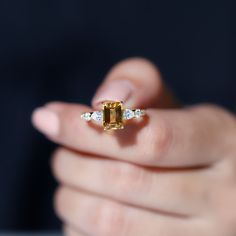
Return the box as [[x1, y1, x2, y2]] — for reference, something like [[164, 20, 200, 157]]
[[32, 102, 234, 167]]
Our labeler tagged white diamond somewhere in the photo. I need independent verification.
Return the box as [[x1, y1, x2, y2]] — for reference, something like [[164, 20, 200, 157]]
[[123, 109, 134, 120], [135, 109, 142, 118], [81, 112, 91, 121], [91, 111, 103, 122]]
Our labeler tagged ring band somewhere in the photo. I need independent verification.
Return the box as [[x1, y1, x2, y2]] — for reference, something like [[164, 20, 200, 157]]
[[81, 101, 146, 130]]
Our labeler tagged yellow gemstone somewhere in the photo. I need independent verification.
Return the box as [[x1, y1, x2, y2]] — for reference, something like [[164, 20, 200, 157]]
[[102, 101, 124, 130]]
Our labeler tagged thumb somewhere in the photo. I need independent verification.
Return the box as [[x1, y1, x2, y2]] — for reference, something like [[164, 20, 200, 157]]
[[92, 58, 179, 109]]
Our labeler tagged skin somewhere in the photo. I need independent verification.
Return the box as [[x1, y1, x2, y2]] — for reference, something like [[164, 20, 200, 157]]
[[32, 58, 236, 236]]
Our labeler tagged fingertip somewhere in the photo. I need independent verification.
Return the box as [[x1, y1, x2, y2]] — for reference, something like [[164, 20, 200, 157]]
[[31, 107, 60, 136], [91, 79, 135, 109]]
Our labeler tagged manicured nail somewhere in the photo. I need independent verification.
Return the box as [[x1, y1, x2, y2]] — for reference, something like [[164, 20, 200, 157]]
[[92, 79, 134, 108], [32, 107, 59, 137]]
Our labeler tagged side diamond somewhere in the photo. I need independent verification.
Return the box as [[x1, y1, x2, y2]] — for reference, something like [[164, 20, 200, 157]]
[[134, 109, 144, 118], [123, 109, 134, 120], [81, 112, 91, 121], [91, 111, 103, 122]]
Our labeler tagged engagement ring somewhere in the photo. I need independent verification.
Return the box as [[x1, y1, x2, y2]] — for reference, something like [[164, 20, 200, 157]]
[[81, 101, 146, 130]]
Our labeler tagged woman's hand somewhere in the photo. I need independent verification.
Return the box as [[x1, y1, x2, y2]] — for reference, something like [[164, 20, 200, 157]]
[[32, 58, 236, 236]]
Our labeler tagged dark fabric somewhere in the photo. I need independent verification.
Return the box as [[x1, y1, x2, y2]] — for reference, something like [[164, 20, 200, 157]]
[[0, 0, 234, 230]]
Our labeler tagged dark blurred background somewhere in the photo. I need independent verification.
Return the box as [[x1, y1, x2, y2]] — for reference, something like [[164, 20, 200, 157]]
[[0, 0, 234, 230]]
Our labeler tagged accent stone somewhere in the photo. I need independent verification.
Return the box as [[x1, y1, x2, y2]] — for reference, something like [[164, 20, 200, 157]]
[[123, 109, 134, 120], [81, 112, 91, 121], [135, 109, 142, 118], [91, 111, 103, 122]]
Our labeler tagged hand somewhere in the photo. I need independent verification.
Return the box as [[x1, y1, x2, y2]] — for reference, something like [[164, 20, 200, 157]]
[[32, 58, 236, 236]]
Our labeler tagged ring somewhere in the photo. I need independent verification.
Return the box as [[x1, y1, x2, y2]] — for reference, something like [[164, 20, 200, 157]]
[[81, 101, 147, 130]]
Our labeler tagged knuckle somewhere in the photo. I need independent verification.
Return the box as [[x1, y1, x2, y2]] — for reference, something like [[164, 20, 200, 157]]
[[106, 162, 150, 195], [51, 147, 65, 163], [180, 177, 208, 201], [54, 187, 67, 219], [176, 178, 198, 197], [176, 177, 212, 213], [141, 117, 173, 164], [51, 148, 67, 181], [91, 201, 127, 236]]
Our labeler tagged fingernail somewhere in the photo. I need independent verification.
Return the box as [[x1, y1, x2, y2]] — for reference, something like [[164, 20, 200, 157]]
[[32, 107, 59, 136], [92, 80, 134, 108]]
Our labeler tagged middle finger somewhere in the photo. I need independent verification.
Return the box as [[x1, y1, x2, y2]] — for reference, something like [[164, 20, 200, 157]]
[[52, 148, 211, 216]]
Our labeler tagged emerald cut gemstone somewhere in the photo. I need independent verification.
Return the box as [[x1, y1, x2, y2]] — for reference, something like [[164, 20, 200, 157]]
[[102, 101, 124, 130]]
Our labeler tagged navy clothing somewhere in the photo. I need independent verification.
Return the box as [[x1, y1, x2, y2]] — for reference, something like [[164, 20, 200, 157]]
[[0, 0, 234, 230]]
